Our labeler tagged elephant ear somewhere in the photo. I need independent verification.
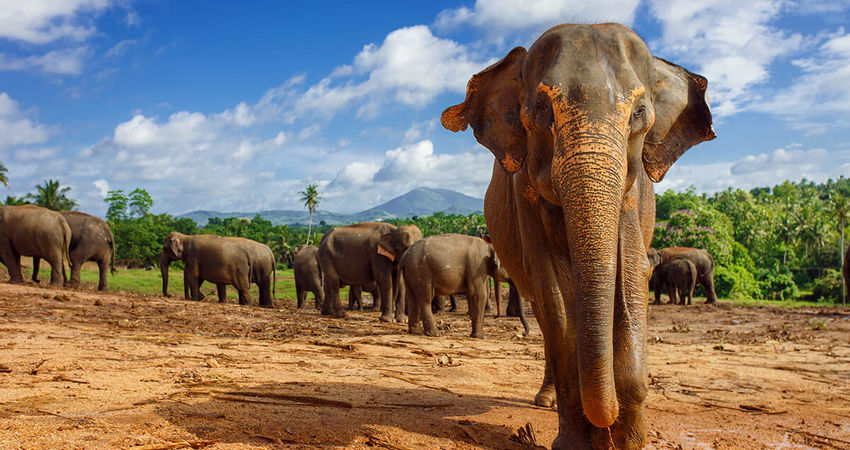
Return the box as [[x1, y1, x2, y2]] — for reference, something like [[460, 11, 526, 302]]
[[377, 233, 399, 262], [643, 57, 716, 183], [441, 47, 527, 173], [169, 236, 183, 257]]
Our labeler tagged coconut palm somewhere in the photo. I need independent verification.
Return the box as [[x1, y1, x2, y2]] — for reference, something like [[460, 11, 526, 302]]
[[299, 183, 322, 244], [0, 162, 8, 187], [27, 179, 78, 211]]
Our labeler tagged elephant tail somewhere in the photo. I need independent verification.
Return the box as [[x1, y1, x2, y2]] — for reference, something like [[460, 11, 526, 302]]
[[109, 235, 116, 275], [272, 252, 277, 300], [62, 223, 72, 279]]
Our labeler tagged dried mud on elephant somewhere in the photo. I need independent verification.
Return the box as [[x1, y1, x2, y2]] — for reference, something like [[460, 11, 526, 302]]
[[0, 283, 849, 449]]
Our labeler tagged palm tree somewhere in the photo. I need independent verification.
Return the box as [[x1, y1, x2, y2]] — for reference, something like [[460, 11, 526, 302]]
[[0, 162, 8, 187], [828, 192, 850, 306], [299, 183, 322, 244], [27, 179, 78, 211]]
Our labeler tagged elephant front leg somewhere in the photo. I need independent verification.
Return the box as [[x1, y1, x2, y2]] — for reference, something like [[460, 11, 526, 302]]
[[702, 271, 718, 304], [217, 284, 227, 303], [68, 257, 83, 289], [2, 250, 24, 284], [97, 258, 108, 290], [468, 284, 487, 339], [321, 274, 345, 317], [48, 255, 65, 287]]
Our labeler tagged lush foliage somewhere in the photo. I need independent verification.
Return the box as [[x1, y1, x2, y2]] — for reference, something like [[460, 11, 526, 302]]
[[388, 212, 488, 237], [26, 179, 78, 210], [653, 178, 850, 303]]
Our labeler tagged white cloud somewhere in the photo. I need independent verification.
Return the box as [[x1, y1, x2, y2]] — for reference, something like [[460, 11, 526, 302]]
[[93, 179, 110, 197], [105, 39, 138, 58], [753, 28, 850, 129], [323, 140, 493, 212], [13, 147, 58, 161], [0, 93, 50, 151], [658, 147, 846, 193], [649, 0, 803, 117], [0, 0, 111, 44], [435, 0, 641, 36], [113, 112, 215, 147], [0, 46, 89, 75]]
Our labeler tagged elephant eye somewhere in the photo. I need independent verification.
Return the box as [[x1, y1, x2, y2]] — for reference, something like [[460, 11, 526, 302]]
[[633, 105, 646, 118]]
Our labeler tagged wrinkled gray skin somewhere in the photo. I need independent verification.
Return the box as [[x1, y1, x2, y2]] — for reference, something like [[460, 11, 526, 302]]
[[442, 23, 714, 448], [651, 247, 717, 304], [0, 205, 70, 287], [658, 258, 697, 305], [318, 222, 422, 321], [293, 244, 323, 309], [401, 234, 510, 338], [32, 211, 114, 290], [160, 232, 275, 307]]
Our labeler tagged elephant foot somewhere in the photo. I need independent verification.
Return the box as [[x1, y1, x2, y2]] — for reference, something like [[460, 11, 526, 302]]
[[651, 300, 662, 305], [470, 332, 486, 339], [408, 325, 424, 335], [379, 314, 394, 323], [423, 328, 441, 337], [259, 303, 274, 309], [394, 314, 408, 324], [535, 386, 556, 407], [704, 299, 717, 305], [449, 307, 457, 312]]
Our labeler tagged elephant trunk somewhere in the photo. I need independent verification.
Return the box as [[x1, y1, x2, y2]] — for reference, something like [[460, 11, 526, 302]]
[[552, 95, 629, 428], [160, 251, 171, 296]]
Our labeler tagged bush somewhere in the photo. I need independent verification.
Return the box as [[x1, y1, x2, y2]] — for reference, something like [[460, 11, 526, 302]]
[[758, 267, 798, 301], [715, 264, 761, 299], [812, 269, 843, 303]]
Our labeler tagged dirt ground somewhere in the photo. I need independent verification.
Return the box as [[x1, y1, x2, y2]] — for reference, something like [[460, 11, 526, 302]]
[[1, 283, 849, 449]]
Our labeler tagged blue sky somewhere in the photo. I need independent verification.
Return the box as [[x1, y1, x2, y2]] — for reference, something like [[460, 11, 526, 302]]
[[1, 0, 850, 216]]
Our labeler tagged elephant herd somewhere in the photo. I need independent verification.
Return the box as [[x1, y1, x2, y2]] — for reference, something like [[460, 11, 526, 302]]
[[648, 246, 718, 305], [292, 221, 530, 338], [0, 205, 114, 290]]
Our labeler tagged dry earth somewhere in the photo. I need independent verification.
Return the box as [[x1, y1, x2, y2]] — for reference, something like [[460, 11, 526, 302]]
[[1, 283, 849, 449]]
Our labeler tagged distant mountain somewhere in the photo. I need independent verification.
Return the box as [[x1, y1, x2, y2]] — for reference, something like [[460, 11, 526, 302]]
[[179, 187, 484, 227]]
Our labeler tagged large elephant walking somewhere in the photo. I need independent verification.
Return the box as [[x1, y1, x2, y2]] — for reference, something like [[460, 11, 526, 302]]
[[318, 222, 421, 321], [651, 247, 717, 304], [0, 205, 70, 287], [402, 233, 513, 338], [442, 23, 714, 448], [33, 211, 114, 290], [160, 232, 274, 307]]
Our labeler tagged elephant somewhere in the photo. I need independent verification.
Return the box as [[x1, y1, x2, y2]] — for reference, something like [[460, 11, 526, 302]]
[[401, 233, 516, 338], [844, 246, 850, 303], [441, 23, 714, 448], [318, 222, 422, 321], [652, 247, 717, 304], [32, 211, 114, 291], [293, 244, 323, 309], [431, 295, 457, 313], [347, 282, 379, 311], [0, 205, 71, 287], [160, 232, 275, 307], [657, 258, 697, 305]]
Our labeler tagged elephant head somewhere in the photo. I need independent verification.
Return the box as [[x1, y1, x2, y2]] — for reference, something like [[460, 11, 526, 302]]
[[442, 23, 713, 432], [647, 247, 662, 269], [159, 231, 185, 296], [377, 225, 423, 262]]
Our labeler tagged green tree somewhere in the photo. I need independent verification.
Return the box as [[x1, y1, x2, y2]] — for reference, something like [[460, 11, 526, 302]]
[[299, 183, 322, 244], [105, 190, 129, 222], [129, 188, 154, 218], [828, 192, 850, 305], [0, 162, 8, 187], [27, 179, 78, 210]]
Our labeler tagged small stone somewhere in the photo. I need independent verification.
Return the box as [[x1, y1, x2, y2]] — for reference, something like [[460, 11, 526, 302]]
[[205, 358, 220, 368]]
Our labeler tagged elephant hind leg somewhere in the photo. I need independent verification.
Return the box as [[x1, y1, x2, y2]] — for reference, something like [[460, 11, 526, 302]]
[[2, 248, 24, 284], [97, 258, 108, 291], [468, 283, 487, 339], [217, 284, 227, 303], [258, 278, 273, 308], [31, 257, 41, 283]]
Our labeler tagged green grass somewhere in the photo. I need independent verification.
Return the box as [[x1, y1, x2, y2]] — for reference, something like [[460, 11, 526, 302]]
[[28, 265, 301, 301], [649, 289, 835, 308]]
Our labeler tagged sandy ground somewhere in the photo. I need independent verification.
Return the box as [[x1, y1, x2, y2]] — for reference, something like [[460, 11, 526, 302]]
[[1, 282, 849, 449]]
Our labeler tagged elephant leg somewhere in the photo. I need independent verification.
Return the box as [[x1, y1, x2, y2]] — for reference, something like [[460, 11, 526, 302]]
[[68, 255, 83, 289], [258, 277, 273, 308], [494, 279, 502, 318], [97, 258, 108, 291], [517, 296, 530, 336], [31, 257, 40, 283], [469, 283, 487, 339], [420, 294, 440, 337], [394, 271, 407, 323], [376, 271, 394, 323], [702, 270, 718, 304], [348, 285, 362, 310], [217, 284, 227, 303], [652, 277, 663, 305], [320, 272, 345, 318], [235, 276, 252, 306], [295, 282, 304, 308], [431, 296, 444, 313], [188, 272, 202, 301], [2, 248, 24, 284], [314, 288, 323, 311], [530, 297, 556, 408], [449, 295, 457, 311], [47, 251, 65, 288], [407, 284, 425, 335]]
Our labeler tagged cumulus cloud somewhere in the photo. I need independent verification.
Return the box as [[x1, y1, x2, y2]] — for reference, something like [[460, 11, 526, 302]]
[[93, 179, 110, 197], [324, 140, 494, 212], [0, 92, 49, 151], [0, 46, 89, 75], [434, 0, 640, 36], [658, 147, 847, 193], [649, 0, 803, 117], [0, 0, 111, 44]]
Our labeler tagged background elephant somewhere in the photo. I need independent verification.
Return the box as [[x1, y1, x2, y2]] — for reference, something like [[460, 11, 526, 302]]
[[654, 247, 717, 304], [32, 211, 114, 291], [0, 205, 70, 287], [441, 23, 714, 448], [293, 244, 323, 310], [401, 234, 512, 338], [160, 232, 256, 306], [657, 258, 697, 305], [318, 222, 422, 321], [227, 236, 276, 308], [347, 282, 379, 310]]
